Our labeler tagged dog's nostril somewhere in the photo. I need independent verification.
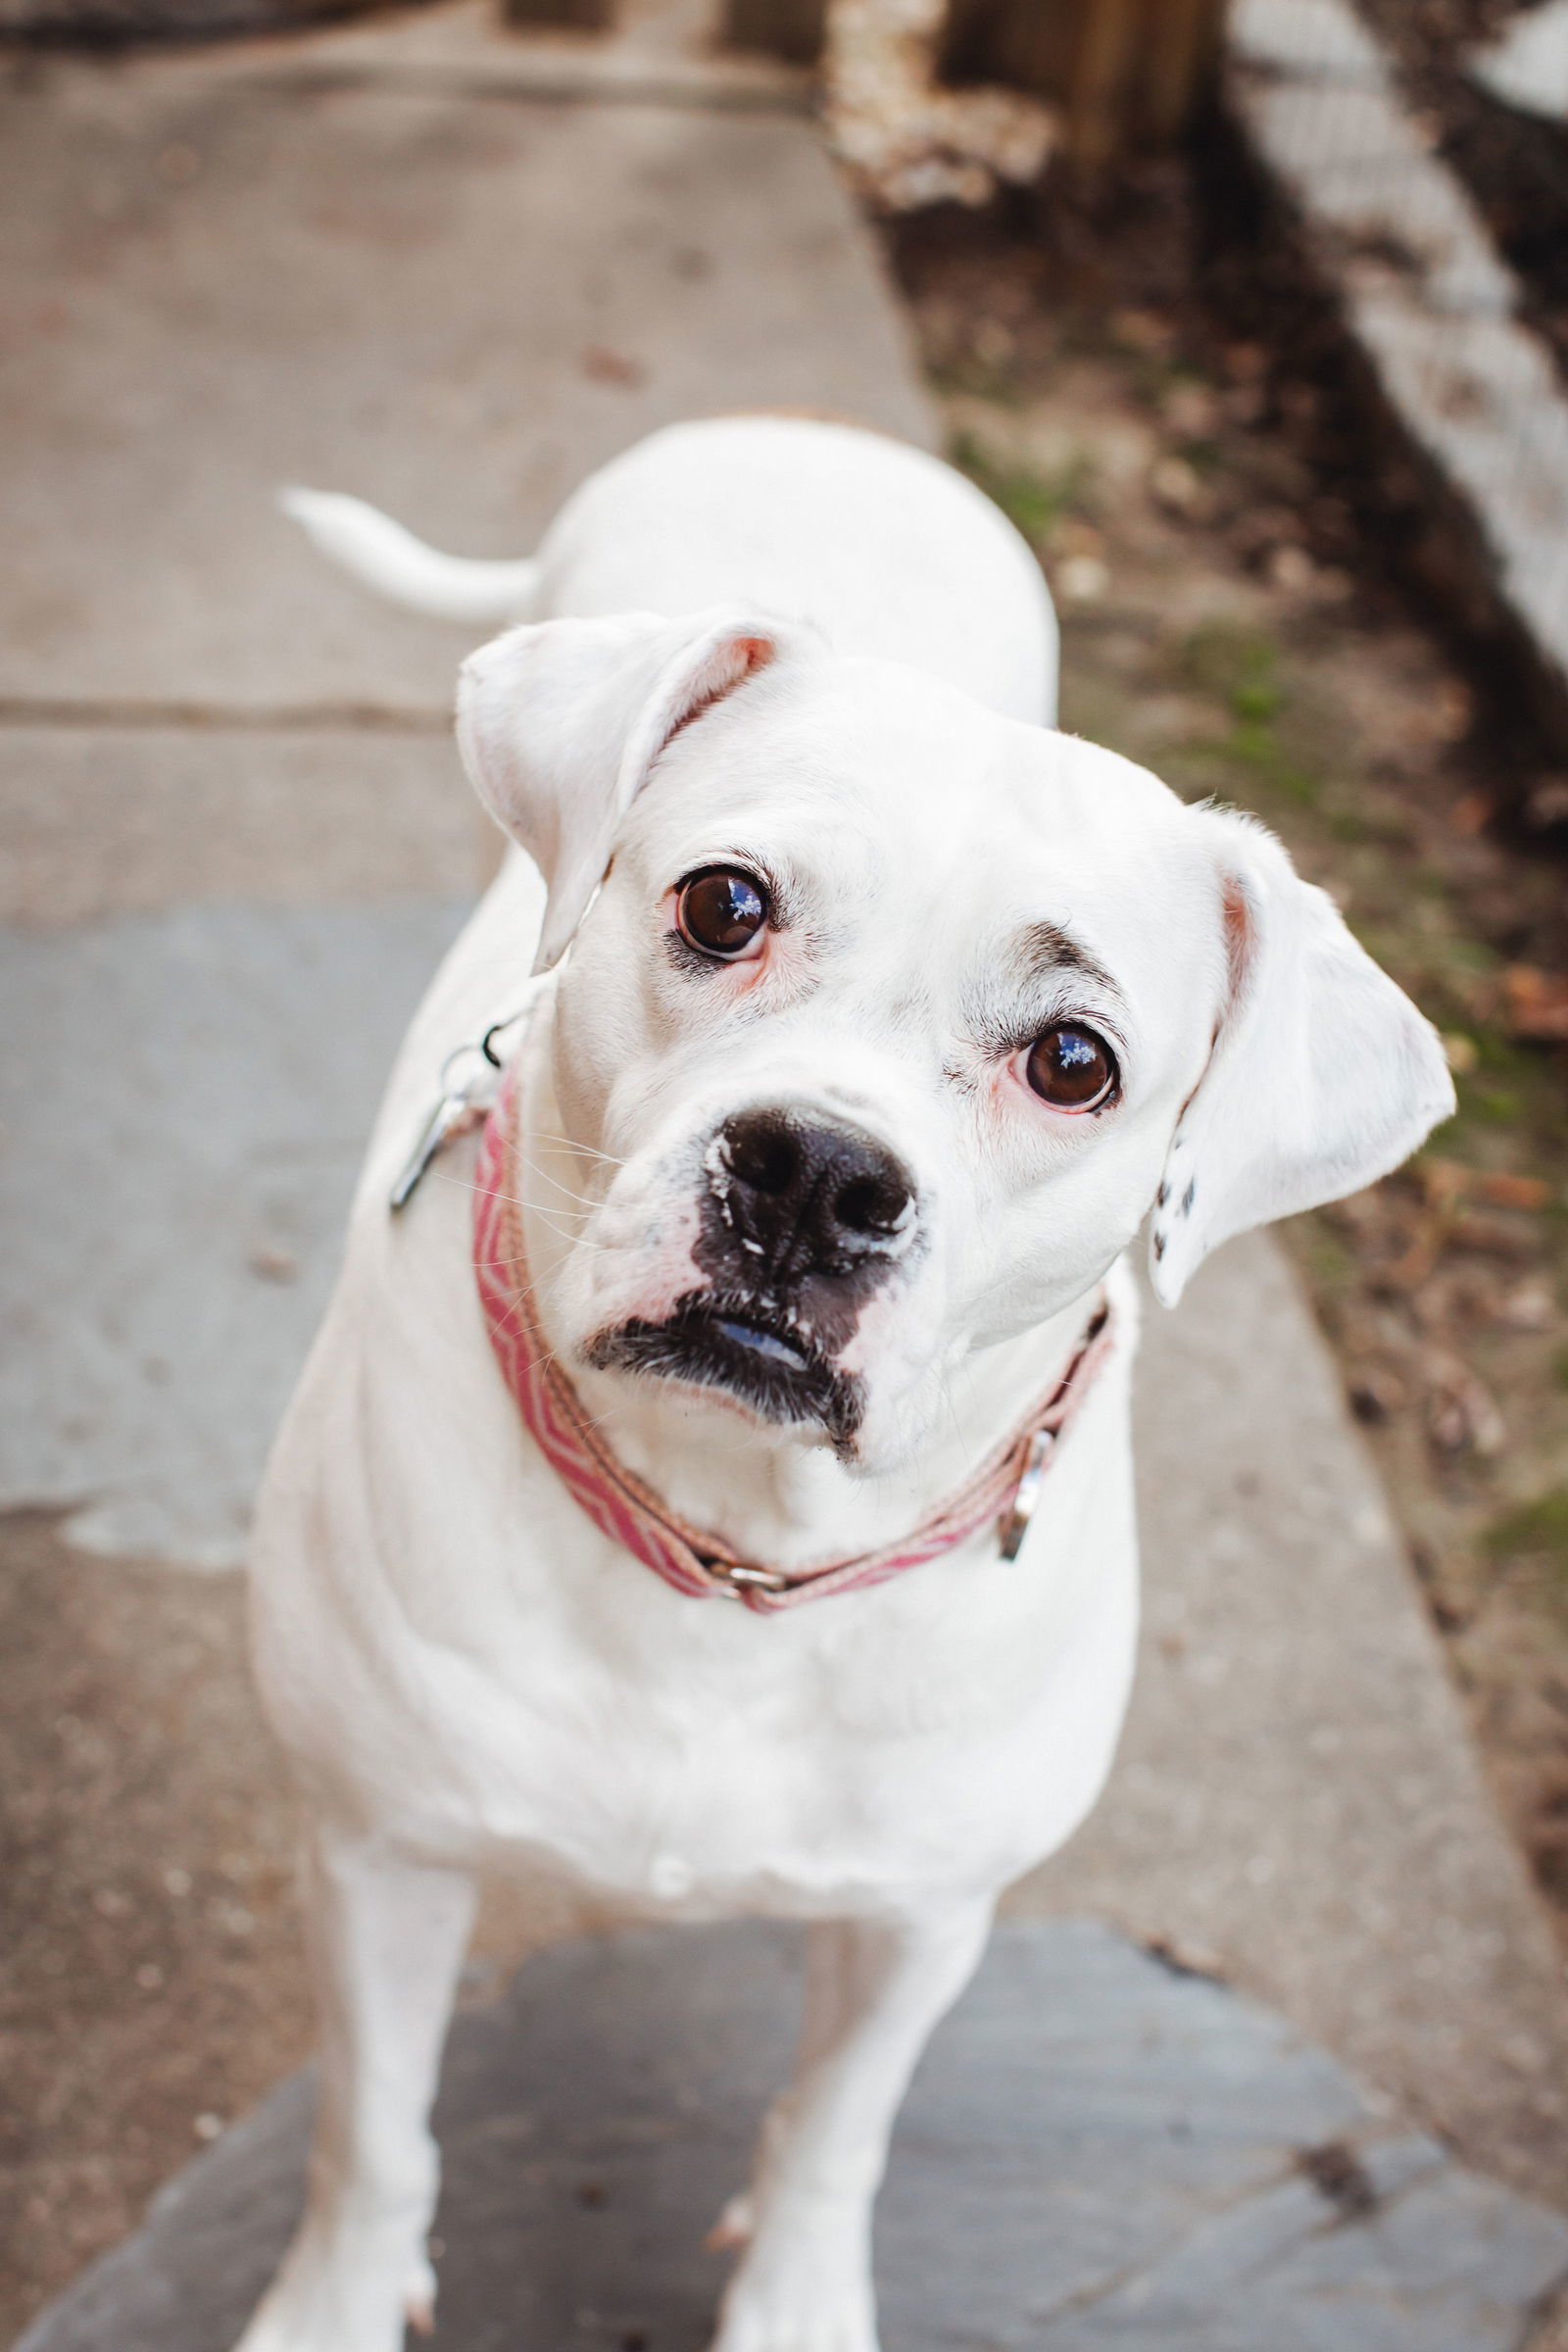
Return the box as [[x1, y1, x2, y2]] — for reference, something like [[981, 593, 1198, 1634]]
[[834, 1173, 908, 1235], [728, 1127, 800, 1198]]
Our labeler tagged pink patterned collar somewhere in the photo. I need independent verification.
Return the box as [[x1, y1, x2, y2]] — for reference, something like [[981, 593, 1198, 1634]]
[[472, 1076, 1115, 1614]]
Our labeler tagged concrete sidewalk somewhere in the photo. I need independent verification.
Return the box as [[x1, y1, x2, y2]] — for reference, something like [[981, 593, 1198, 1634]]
[[3, 0, 1567, 2336]]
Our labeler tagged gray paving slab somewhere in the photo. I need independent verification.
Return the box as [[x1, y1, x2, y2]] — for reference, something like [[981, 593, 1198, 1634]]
[[18, 1920, 1568, 2352], [0, 32, 930, 714], [0, 899, 468, 1563], [0, 727, 488, 926]]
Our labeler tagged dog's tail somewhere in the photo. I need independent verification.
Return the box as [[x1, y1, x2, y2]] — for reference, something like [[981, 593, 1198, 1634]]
[[279, 488, 540, 623]]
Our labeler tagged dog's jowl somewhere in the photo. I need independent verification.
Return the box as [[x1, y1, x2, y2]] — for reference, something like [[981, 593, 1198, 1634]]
[[241, 417, 1454, 2352]]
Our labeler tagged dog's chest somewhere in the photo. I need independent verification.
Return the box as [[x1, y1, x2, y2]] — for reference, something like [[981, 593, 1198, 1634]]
[[276, 1468, 1139, 1919], [255, 1092, 1140, 1919]]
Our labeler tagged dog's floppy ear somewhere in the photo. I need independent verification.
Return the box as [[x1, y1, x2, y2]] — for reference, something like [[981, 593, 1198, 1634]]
[[1149, 808, 1454, 1307], [457, 606, 790, 973]]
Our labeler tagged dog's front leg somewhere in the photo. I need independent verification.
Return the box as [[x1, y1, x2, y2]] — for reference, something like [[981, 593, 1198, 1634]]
[[234, 1822, 476, 2352], [714, 1899, 993, 2352]]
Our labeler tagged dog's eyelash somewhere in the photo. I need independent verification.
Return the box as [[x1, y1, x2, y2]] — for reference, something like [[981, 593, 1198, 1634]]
[[977, 1010, 1126, 1064], [665, 928, 727, 978], [662, 856, 796, 926]]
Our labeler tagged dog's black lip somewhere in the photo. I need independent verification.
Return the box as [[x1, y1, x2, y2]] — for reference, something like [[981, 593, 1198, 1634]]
[[710, 1313, 811, 1370], [584, 1294, 862, 1449]]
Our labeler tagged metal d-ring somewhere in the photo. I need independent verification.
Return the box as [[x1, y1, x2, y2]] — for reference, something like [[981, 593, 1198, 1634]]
[[481, 1007, 530, 1068]]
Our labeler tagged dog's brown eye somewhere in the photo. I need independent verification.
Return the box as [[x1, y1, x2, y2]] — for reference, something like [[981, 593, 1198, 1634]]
[[676, 868, 769, 959], [1025, 1025, 1117, 1112]]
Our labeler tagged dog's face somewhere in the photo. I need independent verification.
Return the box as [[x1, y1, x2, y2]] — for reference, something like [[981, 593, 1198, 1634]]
[[460, 610, 1452, 1473]]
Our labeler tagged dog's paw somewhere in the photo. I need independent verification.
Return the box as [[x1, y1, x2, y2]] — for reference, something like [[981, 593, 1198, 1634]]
[[230, 2235, 437, 2352], [710, 2248, 878, 2352], [710, 2292, 878, 2352], [404, 2246, 440, 2336], [705, 2192, 757, 2251]]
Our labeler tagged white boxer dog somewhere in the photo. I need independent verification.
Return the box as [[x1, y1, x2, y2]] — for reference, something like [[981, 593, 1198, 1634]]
[[246, 416, 1452, 2352]]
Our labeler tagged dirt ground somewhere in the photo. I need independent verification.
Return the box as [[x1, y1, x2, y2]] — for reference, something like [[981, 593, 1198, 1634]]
[[0, 1513, 310, 2344], [889, 167, 1568, 1965]]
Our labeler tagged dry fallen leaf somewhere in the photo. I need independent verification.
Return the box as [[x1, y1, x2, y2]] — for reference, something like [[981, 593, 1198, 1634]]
[[1474, 1170, 1551, 1211], [1423, 1355, 1505, 1456], [1448, 788, 1493, 836], [581, 346, 645, 387], [1504, 964, 1568, 1043]]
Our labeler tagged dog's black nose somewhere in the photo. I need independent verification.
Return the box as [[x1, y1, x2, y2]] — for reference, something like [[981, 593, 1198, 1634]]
[[713, 1108, 914, 1282]]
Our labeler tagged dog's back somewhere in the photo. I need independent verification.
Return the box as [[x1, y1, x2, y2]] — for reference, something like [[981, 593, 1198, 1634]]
[[530, 416, 1058, 723], [288, 415, 1057, 725]]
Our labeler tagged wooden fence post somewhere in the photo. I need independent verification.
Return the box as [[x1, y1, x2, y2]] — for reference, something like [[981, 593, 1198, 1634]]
[[721, 0, 827, 63], [503, 0, 616, 30], [940, 0, 1228, 167]]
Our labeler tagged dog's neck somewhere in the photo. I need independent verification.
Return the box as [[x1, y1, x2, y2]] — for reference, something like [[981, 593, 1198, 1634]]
[[510, 1004, 1095, 1574]]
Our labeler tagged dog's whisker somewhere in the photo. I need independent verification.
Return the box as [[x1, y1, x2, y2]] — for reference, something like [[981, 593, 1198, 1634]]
[[513, 1152, 608, 1212], [534, 1130, 629, 1169], [431, 1167, 595, 1224], [430, 1169, 610, 1255]]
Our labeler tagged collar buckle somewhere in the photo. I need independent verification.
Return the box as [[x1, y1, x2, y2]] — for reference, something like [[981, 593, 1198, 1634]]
[[705, 1556, 792, 1600]]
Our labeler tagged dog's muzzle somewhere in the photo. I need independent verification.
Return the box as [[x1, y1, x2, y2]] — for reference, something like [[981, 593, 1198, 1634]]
[[589, 1107, 916, 1448]]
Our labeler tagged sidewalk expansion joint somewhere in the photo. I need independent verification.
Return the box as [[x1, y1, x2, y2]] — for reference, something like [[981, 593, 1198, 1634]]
[[0, 696, 454, 735], [245, 62, 815, 116]]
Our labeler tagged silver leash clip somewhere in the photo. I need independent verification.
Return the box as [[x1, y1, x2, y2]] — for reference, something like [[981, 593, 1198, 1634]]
[[389, 1009, 532, 1214], [389, 1084, 482, 1212], [389, 1048, 491, 1212], [997, 1428, 1055, 1562]]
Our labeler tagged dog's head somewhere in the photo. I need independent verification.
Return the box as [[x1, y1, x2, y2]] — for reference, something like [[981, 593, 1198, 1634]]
[[458, 607, 1452, 1472]]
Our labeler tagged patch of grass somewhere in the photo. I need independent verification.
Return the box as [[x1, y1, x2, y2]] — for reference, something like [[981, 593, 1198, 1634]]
[[1484, 1489, 1568, 1576], [1291, 1211, 1357, 1298], [928, 358, 1030, 410], [1172, 621, 1321, 807], [1177, 435, 1225, 478], [1463, 1084, 1524, 1126], [1177, 620, 1279, 708], [949, 432, 1089, 549]]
